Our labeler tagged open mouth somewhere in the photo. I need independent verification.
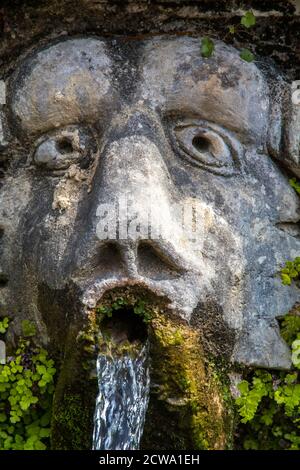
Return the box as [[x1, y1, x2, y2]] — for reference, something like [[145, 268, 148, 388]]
[[92, 293, 151, 450], [50, 283, 232, 451], [91, 285, 175, 450], [97, 303, 148, 347]]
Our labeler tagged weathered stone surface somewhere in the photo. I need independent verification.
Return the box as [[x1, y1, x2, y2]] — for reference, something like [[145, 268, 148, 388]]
[[0, 32, 299, 371], [0, 340, 5, 364], [0, 0, 299, 81]]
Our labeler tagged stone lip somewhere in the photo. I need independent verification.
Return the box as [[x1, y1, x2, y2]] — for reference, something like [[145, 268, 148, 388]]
[[79, 277, 188, 319]]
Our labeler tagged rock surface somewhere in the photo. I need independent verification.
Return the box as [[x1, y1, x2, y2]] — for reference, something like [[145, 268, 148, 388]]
[[0, 1, 299, 373]]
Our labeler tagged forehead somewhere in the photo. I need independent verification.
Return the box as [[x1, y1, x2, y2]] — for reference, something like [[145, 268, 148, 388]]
[[10, 37, 269, 138], [139, 38, 269, 138], [11, 39, 115, 134]]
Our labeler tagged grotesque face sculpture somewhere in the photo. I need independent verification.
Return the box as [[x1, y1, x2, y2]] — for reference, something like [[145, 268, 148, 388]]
[[0, 36, 299, 369]]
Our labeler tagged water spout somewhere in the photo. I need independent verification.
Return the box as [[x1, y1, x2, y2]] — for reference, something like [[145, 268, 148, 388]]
[[92, 342, 150, 450]]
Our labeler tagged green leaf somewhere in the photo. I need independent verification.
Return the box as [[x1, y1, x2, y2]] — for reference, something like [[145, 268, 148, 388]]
[[39, 428, 50, 438], [241, 11, 256, 29], [34, 440, 46, 450], [240, 49, 255, 63], [0, 317, 10, 334], [238, 381, 249, 394], [201, 37, 215, 58], [21, 320, 36, 337], [228, 25, 235, 34], [289, 178, 300, 195], [291, 339, 300, 369], [281, 273, 291, 286]]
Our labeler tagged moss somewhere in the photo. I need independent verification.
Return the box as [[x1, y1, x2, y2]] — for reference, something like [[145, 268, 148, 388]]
[[50, 286, 236, 450], [51, 320, 98, 450], [141, 312, 236, 450], [51, 393, 94, 450], [21, 319, 36, 337]]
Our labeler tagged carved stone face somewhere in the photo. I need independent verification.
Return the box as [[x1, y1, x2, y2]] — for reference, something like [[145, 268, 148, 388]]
[[1, 37, 299, 368]]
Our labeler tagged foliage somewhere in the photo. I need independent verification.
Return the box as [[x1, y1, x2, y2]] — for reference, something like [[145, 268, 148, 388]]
[[143, 314, 235, 450], [235, 313, 300, 450], [292, 339, 300, 369], [0, 320, 56, 450], [290, 178, 300, 195], [96, 296, 153, 324], [281, 315, 300, 345], [201, 37, 215, 58], [133, 299, 152, 324], [21, 320, 36, 338], [281, 258, 300, 286], [240, 11, 256, 29], [236, 371, 272, 423], [0, 318, 9, 335], [201, 11, 256, 61], [240, 49, 255, 63]]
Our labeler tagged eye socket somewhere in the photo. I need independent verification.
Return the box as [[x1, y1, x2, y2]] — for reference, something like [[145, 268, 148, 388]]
[[55, 137, 74, 155], [32, 126, 96, 172], [192, 135, 211, 153], [173, 121, 242, 176]]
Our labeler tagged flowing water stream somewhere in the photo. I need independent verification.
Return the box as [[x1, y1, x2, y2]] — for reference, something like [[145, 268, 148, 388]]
[[92, 342, 150, 450]]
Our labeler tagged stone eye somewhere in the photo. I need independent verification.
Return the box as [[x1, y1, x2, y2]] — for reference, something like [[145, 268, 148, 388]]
[[32, 126, 96, 172], [174, 121, 242, 176]]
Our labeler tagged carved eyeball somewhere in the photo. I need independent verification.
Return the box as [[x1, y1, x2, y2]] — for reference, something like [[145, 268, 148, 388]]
[[32, 126, 96, 172], [174, 121, 242, 176]]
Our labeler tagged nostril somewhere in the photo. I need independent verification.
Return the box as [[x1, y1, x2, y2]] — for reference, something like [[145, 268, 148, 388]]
[[137, 241, 181, 280], [0, 273, 8, 287], [94, 242, 125, 276]]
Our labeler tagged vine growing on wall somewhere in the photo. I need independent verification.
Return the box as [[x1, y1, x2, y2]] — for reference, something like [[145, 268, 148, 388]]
[[235, 176, 300, 450], [281, 179, 300, 285], [235, 313, 300, 450], [201, 10, 256, 62], [0, 318, 56, 450]]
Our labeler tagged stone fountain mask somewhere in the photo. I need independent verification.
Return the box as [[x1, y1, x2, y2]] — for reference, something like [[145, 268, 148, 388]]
[[0, 36, 300, 369]]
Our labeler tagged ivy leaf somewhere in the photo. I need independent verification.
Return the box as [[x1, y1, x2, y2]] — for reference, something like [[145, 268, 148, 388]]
[[21, 320, 36, 337], [238, 380, 249, 394], [0, 317, 10, 334], [201, 37, 215, 58], [282, 274, 291, 284], [34, 440, 47, 450], [289, 178, 300, 195], [241, 11, 256, 29], [291, 339, 300, 369], [240, 49, 255, 63], [39, 428, 50, 438]]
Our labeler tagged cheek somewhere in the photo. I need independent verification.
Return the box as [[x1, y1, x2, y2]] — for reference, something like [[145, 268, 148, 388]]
[[182, 197, 244, 272], [19, 177, 86, 282], [181, 197, 245, 327], [52, 175, 83, 216]]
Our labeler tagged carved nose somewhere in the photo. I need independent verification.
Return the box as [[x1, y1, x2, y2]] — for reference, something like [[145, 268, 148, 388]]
[[93, 135, 184, 278], [96, 238, 184, 280], [98, 135, 172, 214]]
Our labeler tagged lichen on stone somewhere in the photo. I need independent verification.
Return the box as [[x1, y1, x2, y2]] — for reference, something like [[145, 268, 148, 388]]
[[142, 312, 236, 450], [51, 286, 236, 450]]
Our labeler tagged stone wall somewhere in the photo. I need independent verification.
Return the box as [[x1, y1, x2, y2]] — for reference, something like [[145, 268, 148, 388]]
[[0, 1, 299, 80]]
